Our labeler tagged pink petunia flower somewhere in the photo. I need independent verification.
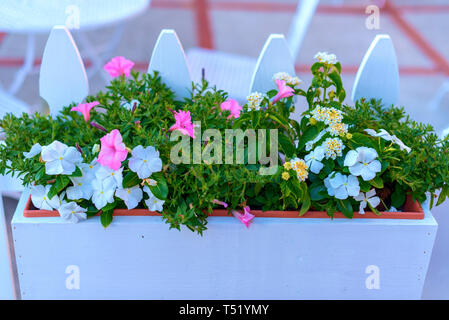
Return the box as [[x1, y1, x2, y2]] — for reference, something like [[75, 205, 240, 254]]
[[169, 110, 196, 139], [97, 129, 128, 170], [231, 206, 255, 229], [272, 79, 294, 103], [104, 56, 134, 78], [71, 101, 99, 123], [220, 99, 242, 119], [212, 199, 228, 208]]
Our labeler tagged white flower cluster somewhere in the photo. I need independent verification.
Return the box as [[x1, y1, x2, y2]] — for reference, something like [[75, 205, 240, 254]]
[[246, 92, 267, 111], [28, 141, 165, 223], [311, 106, 343, 126], [272, 72, 302, 87], [314, 52, 338, 65]]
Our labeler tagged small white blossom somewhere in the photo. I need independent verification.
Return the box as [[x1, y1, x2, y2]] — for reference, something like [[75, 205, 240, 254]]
[[58, 202, 87, 223], [23, 143, 42, 159], [41, 141, 82, 175], [314, 52, 338, 65], [364, 128, 411, 153], [246, 92, 267, 111], [115, 185, 143, 209], [95, 165, 123, 189], [143, 185, 165, 212], [344, 147, 381, 181], [305, 146, 325, 174], [91, 178, 116, 210], [30, 184, 60, 210], [324, 172, 360, 200], [327, 122, 348, 137], [272, 72, 302, 87], [354, 189, 380, 214], [92, 144, 100, 154], [128, 145, 162, 179], [322, 137, 345, 159]]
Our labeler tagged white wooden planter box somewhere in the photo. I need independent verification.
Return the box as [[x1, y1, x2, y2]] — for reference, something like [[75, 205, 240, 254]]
[[2, 27, 437, 300], [12, 190, 437, 300]]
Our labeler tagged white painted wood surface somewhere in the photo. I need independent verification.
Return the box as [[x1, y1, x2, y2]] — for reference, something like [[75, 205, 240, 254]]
[[351, 34, 400, 107], [286, 0, 320, 60], [0, 196, 14, 299], [12, 189, 437, 299], [39, 26, 88, 115], [148, 29, 192, 100], [250, 34, 296, 96]]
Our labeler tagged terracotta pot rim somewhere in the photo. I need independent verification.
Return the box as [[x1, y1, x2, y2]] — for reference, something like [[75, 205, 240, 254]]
[[23, 195, 424, 220]]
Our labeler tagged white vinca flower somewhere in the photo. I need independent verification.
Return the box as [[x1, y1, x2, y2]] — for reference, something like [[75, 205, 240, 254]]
[[304, 146, 325, 174], [128, 145, 162, 179], [354, 189, 380, 214], [66, 162, 97, 200], [23, 143, 42, 159], [31, 185, 60, 210], [95, 165, 123, 189], [364, 128, 411, 153], [344, 147, 381, 181], [58, 202, 87, 223], [324, 172, 360, 200], [41, 141, 82, 175], [91, 178, 116, 210], [115, 185, 143, 210], [143, 185, 165, 212]]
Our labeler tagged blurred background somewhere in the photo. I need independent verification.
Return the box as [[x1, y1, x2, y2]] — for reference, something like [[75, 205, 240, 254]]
[[2, 0, 449, 299]]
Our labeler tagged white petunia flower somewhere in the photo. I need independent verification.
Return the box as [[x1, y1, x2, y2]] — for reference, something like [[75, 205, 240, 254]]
[[23, 143, 42, 158], [305, 146, 325, 174], [344, 147, 381, 181], [30, 184, 60, 210], [115, 185, 143, 209], [91, 178, 116, 210], [364, 128, 411, 153], [95, 165, 123, 189], [92, 144, 100, 154], [121, 99, 140, 110], [58, 202, 87, 223], [324, 172, 360, 200], [354, 189, 380, 214], [41, 141, 82, 175], [143, 185, 165, 212], [128, 145, 162, 179]]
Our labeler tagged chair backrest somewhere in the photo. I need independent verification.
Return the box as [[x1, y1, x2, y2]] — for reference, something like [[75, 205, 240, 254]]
[[286, 0, 320, 61], [351, 34, 400, 107], [147, 29, 192, 100], [40, 26, 89, 116]]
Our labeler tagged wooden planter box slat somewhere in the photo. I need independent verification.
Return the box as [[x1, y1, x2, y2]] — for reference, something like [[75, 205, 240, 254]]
[[12, 189, 437, 299]]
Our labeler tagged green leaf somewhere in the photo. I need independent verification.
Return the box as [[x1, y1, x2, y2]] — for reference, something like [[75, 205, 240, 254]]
[[310, 184, 327, 201], [123, 171, 140, 188], [436, 184, 449, 206], [299, 184, 311, 216], [391, 187, 406, 208], [369, 176, 384, 189], [71, 166, 82, 177], [278, 135, 296, 157], [337, 199, 353, 218], [48, 175, 70, 199], [148, 172, 168, 200], [100, 210, 113, 228], [359, 179, 371, 193], [367, 202, 381, 216]]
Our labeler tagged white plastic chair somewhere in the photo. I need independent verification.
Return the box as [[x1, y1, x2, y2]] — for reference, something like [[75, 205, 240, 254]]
[[187, 0, 319, 102]]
